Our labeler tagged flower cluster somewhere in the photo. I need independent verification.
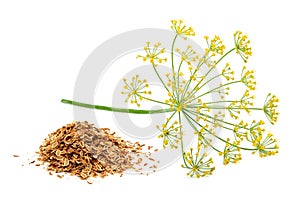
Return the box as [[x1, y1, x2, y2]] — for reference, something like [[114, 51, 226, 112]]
[[221, 62, 235, 81], [157, 120, 181, 149], [263, 93, 279, 124], [234, 31, 252, 62], [171, 20, 195, 38], [252, 132, 279, 157], [247, 120, 266, 142], [205, 35, 226, 56], [232, 120, 248, 141], [175, 45, 197, 65], [239, 90, 255, 113], [136, 42, 167, 67], [219, 139, 242, 165], [182, 147, 215, 178], [121, 75, 151, 107], [241, 66, 256, 90]]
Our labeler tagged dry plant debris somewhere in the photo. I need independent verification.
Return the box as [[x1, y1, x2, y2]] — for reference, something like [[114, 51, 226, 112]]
[[37, 121, 153, 180]]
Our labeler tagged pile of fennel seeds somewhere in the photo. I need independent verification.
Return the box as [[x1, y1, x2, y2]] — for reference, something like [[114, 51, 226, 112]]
[[36, 121, 156, 181]]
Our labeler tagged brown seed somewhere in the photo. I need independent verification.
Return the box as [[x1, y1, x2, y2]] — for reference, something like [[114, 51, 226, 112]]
[[13, 155, 19, 157], [137, 158, 143, 164], [57, 175, 63, 179], [55, 150, 61, 156], [148, 158, 155, 161], [63, 158, 69, 166]]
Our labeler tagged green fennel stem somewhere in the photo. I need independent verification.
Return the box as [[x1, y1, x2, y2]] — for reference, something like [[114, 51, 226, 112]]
[[61, 99, 173, 114]]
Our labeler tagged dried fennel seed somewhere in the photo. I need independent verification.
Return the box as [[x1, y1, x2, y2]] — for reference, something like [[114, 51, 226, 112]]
[[37, 121, 155, 180]]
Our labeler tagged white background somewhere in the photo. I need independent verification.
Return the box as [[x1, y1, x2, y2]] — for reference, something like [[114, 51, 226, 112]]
[[1, 0, 299, 199]]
